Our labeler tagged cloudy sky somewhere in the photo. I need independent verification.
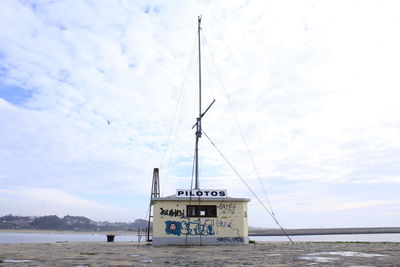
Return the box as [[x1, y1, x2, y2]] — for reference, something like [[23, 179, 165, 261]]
[[1, 0, 399, 228]]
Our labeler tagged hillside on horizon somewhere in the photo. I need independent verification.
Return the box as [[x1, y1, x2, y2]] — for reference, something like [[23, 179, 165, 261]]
[[0, 214, 149, 231]]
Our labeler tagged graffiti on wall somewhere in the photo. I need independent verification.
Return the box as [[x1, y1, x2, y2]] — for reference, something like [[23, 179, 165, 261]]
[[217, 203, 236, 215], [216, 219, 240, 235], [165, 219, 215, 236], [216, 219, 233, 229], [160, 207, 185, 218], [216, 237, 244, 243], [161, 202, 241, 237]]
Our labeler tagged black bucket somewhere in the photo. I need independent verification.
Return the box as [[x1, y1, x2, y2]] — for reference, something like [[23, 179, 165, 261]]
[[106, 235, 115, 242]]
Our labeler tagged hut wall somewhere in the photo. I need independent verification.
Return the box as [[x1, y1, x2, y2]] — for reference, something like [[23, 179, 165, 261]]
[[152, 199, 248, 246]]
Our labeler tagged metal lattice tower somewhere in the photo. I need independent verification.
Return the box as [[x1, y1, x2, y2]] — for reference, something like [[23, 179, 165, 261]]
[[146, 168, 160, 242]]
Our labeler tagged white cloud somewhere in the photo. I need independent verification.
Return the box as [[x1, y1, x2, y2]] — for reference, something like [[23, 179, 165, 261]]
[[0, 187, 134, 222], [0, 0, 399, 227]]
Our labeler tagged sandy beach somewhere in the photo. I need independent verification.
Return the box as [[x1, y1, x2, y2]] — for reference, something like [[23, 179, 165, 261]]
[[1, 241, 399, 266]]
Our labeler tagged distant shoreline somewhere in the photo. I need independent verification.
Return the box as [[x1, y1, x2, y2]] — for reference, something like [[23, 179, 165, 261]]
[[249, 227, 400, 236], [2, 227, 400, 236], [0, 229, 140, 235]]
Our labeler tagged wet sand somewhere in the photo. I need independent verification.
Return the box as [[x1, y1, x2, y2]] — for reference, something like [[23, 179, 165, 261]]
[[0, 241, 399, 266]]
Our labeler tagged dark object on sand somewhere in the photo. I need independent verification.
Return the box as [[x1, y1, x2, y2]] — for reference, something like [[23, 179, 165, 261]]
[[106, 235, 115, 242]]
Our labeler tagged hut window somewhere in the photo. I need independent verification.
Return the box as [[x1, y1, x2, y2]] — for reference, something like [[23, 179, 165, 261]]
[[187, 205, 217, 217]]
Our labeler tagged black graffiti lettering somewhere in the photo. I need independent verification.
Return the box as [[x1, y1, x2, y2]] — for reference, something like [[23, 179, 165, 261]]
[[216, 237, 244, 243], [196, 191, 203, 196], [160, 207, 185, 218], [217, 203, 236, 215], [204, 191, 210, 196], [211, 191, 218, 196], [177, 191, 184, 196], [219, 191, 226, 196], [216, 237, 230, 242], [217, 219, 233, 228]]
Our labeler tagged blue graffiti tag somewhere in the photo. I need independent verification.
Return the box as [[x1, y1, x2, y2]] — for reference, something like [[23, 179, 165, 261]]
[[165, 221, 182, 236], [165, 220, 215, 236]]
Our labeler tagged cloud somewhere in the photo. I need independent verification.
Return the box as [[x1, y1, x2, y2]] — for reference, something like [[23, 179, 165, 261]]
[[0, 187, 134, 222], [0, 0, 399, 227]]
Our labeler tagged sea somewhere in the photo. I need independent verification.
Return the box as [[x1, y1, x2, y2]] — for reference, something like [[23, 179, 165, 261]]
[[0, 232, 399, 244]]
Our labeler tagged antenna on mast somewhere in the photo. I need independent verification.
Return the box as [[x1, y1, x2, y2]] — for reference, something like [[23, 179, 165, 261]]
[[193, 15, 215, 190], [194, 15, 202, 190]]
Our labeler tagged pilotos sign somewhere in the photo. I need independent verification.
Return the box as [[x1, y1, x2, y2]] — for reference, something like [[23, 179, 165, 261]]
[[176, 189, 227, 197]]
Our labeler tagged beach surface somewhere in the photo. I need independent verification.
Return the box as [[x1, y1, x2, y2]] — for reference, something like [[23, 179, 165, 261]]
[[0, 241, 399, 266]]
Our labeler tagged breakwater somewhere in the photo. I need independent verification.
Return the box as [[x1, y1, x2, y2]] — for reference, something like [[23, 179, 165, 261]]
[[249, 227, 400, 236]]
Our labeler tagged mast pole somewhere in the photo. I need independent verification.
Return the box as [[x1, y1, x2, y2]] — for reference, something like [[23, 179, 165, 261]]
[[198, 15, 202, 121], [195, 15, 202, 189]]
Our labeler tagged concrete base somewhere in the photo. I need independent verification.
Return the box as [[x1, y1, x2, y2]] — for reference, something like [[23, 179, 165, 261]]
[[152, 236, 249, 246]]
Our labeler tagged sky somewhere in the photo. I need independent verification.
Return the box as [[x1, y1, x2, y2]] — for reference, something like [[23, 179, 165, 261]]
[[1, 0, 400, 228]]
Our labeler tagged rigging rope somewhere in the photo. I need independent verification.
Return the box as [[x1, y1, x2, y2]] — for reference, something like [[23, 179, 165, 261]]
[[185, 142, 197, 246], [146, 33, 198, 238], [203, 35, 276, 218], [154, 18, 291, 244], [159, 33, 198, 197], [202, 129, 294, 244], [190, 141, 196, 193]]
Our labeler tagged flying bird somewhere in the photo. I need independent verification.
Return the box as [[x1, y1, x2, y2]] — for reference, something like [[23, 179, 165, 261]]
[[107, 120, 111, 125]]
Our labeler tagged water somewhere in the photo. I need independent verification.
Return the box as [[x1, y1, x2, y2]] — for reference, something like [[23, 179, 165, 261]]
[[0, 232, 142, 243], [251, 233, 400, 242], [0, 232, 399, 243]]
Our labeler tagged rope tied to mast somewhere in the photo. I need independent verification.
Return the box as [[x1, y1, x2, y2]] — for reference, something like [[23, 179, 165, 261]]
[[202, 129, 294, 244]]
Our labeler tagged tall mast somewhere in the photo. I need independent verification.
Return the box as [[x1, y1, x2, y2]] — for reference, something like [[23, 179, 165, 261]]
[[194, 15, 202, 189]]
